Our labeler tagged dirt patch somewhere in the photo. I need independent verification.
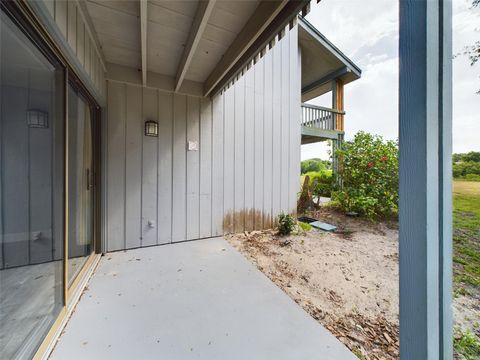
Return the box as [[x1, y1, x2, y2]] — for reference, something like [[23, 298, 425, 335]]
[[226, 207, 477, 359], [226, 209, 399, 359]]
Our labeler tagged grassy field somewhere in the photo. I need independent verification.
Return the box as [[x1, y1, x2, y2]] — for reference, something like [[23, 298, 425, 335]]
[[452, 181, 480, 359], [453, 181, 480, 292]]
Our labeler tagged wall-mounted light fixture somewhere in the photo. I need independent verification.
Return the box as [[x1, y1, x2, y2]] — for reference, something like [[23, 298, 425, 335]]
[[144, 120, 158, 137], [27, 110, 49, 129]]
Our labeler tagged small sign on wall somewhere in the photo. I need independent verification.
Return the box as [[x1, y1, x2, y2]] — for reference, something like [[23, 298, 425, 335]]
[[187, 140, 199, 151]]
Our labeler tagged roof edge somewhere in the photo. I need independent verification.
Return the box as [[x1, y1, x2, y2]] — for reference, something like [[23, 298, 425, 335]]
[[298, 16, 362, 77]]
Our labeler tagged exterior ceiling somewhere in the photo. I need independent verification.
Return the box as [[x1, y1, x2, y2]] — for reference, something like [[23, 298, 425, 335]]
[[85, 0, 273, 93], [186, 0, 259, 82], [85, 1, 141, 69], [298, 17, 361, 101], [146, 0, 198, 76]]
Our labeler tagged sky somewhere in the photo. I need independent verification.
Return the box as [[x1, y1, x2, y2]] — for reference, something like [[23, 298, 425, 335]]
[[301, 0, 480, 160]]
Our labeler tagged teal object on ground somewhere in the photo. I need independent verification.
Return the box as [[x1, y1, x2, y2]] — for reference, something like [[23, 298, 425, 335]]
[[310, 221, 337, 232]]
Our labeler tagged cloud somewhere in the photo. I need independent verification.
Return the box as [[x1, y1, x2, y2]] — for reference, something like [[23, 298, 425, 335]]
[[345, 57, 399, 140], [306, 0, 398, 58], [452, 0, 480, 153], [301, 0, 479, 160]]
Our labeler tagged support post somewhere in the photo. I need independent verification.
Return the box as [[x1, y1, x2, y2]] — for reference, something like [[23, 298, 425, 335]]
[[332, 78, 345, 187], [331, 80, 337, 129], [399, 1, 452, 359], [332, 79, 344, 131], [332, 133, 343, 188]]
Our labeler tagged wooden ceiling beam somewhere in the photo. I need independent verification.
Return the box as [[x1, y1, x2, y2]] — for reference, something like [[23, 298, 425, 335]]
[[175, 0, 217, 92]]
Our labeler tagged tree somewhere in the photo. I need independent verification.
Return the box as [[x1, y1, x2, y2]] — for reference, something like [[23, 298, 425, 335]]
[[459, 0, 480, 93], [464, 151, 480, 162], [453, 151, 480, 163], [300, 158, 330, 174], [332, 132, 399, 218]]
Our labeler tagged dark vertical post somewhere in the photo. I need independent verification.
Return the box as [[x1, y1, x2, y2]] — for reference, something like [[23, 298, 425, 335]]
[[399, 0, 452, 359], [331, 80, 337, 130], [331, 133, 343, 189]]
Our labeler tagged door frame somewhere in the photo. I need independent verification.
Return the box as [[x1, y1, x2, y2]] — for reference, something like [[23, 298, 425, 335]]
[[65, 76, 101, 293], [0, 1, 103, 358]]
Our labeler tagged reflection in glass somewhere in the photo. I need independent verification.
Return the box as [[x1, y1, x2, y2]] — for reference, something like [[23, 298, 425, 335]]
[[68, 86, 94, 285], [0, 11, 64, 359]]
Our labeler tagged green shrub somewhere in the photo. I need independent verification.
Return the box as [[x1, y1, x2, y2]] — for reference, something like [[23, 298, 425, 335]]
[[453, 151, 480, 163], [303, 170, 334, 198], [332, 131, 398, 219], [454, 329, 480, 359], [304, 170, 332, 182], [465, 174, 480, 182], [278, 213, 296, 235], [313, 171, 334, 198], [298, 222, 312, 231], [453, 161, 480, 178], [301, 158, 331, 174]]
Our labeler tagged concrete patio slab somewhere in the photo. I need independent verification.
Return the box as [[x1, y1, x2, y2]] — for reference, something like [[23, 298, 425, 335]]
[[50, 237, 355, 360]]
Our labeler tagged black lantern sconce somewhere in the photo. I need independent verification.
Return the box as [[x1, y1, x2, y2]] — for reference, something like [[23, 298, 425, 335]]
[[144, 120, 158, 137], [26, 110, 49, 129]]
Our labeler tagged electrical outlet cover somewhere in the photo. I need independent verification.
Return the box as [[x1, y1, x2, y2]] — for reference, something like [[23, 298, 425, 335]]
[[187, 140, 198, 151]]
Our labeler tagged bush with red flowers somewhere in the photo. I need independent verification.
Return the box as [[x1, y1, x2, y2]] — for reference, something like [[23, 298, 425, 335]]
[[332, 131, 399, 219]]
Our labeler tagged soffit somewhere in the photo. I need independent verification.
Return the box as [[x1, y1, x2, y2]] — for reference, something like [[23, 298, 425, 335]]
[[298, 17, 361, 100], [84, 0, 307, 95]]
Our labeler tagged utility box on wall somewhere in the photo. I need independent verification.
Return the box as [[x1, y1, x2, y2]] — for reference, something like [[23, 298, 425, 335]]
[[188, 140, 198, 151]]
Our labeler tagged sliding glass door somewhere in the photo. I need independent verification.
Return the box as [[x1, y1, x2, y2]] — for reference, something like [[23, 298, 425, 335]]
[[0, 10, 65, 359], [0, 4, 100, 358], [67, 86, 95, 286]]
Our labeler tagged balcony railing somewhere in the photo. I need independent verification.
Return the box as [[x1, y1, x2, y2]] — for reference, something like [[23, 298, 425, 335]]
[[301, 103, 345, 131]]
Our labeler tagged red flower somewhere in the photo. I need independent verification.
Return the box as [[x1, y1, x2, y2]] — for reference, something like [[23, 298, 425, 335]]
[[367, 162, 374, 168], [380, 156, 388, 162]]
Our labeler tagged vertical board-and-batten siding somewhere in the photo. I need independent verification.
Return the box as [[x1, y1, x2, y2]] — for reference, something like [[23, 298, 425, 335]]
[[105, 25, 300, 251], [253, 54, 264, 230], [1, 71, 64, 268], [40, 0, 105, 100]]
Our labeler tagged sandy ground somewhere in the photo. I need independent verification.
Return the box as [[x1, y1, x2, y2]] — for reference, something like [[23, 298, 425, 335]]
[[453, 295, 480, 338], [226, 208, 400, 359], [227, 207, 479, 359]]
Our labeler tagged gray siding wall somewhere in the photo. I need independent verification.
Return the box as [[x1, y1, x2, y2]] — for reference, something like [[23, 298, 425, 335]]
[[1, 80, 64, 269], [105, 25, 300, 251], [38, 0, 106, 101]]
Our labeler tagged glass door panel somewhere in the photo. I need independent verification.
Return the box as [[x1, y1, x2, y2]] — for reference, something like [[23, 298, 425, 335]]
[[0, 10, 65, 359], [67, 86, 94, 285]]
